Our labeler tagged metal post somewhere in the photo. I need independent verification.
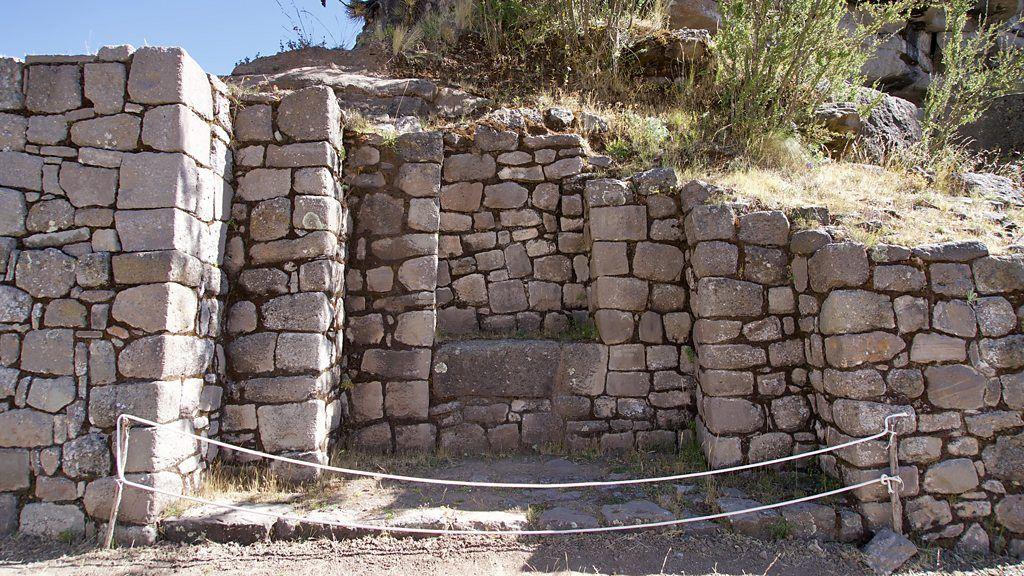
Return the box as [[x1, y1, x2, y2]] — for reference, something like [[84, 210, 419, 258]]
[[886, 418, 904, 535], [102, 418, 131, 549]]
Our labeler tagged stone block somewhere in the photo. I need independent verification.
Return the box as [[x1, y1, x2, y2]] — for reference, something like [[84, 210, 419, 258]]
[[115, 208, 201, 255], [923, 458, 979, 494], [112, 250, 203, 286], [407, 198, 439, 232], [257, 401, 327, 453], [361, 348, 431, 380], [0, 286, 32, 323], [266, 142, 335, 168], [262, 293, 332, 332], [118, 334, 213, 380], [398, 162, 441, 197], [0, 188, 27, 236], [832, 399, 915, 436], [385, 381, 430, 420], [112, 282, 198, 333], [693, 277, 763, 318], [19, 503, 85, 540], [873, 265, 926, 291], [440, 182, 483, 212], [488, 280, 529, 313], [701, 370, 754, 396], [62, 433, 111, 479], [910, 333, 966, 363], [276, 333, 332, 373], [59, 162, 117, 208], [808, 242, 869, 292], [21, 329, 75, 375], [0, 151, 43, 191], [83, 472, 182, 524], [593, 276, 648, 311], [444, 153, 496, 182], [234, 104, 273, 142], [894, 295, 929, 333], [684, 205, 735, 243], [633, 242, 684, 282], [142, 104, 211, 161], [0, 409, 54, 447], [933, 300, 977, 338], [0, 113, 27, 151], [824, 332, 906, 368], [433, 340, 557, 398], [0, 58, 24, 111], [483, 182, 528, 209], [26, 376, 76, 413], [26, 114, 67, 145], [930, 263, 974, 297], [973, 255, 1024, 294], [0, 448, 30, 491], [979, 335, 1024, 369], [394, 311, 436, 347], [819, 290, 895, 335], [522, 412, 562, 446], [975, 297, 1018, 337], [590, 205, 647, 241], [70, 114, 141, 150], [690, 241, 738, 278], [277, 86, 341, 143], [440, 423, 487, 455], [84, 62, 126, 114], [925, 365, 988, 410], [738, 211, 790, 246], [250, 232, 338, 266], [250, 197, 291, 241], [119, 152, 201, 211], [395, 424, 436, 452], [127, 47, 213, 118], [699, 344, 767, 369], [26, 65, 81, 113], [824, 368, 885, 399], [594, 310, 634, 344], [702, 397, 764, 435]]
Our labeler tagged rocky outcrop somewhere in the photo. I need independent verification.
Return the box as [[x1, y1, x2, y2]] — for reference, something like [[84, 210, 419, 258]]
[[816, 87, 922, 163]]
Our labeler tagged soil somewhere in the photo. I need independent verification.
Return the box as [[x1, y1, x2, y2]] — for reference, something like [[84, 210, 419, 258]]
[[2, 530, 1021, 576]]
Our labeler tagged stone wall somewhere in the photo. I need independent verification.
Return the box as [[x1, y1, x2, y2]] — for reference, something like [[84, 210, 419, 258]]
[[799, 239, 1024, 553], [342, 130, 443, 454], [685, 201, 815, 468], [222, 86, 346, 478], [436, 124, 589, 338], [0, 46, 233, 540]]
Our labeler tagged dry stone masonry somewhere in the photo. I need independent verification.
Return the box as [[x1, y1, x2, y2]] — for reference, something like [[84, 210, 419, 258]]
[[0, 46, 1022, 557]]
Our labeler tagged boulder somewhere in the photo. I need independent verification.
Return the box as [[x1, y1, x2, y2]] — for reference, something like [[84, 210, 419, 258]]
[[818, 88, 922, 162]]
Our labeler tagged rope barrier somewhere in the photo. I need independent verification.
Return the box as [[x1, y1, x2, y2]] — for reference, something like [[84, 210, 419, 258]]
[[112, 413, 910, 490], [102, 412, 910, 541]]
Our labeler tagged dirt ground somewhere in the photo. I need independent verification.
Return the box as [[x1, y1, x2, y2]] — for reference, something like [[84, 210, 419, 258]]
[[2, 531, 1023, 576]]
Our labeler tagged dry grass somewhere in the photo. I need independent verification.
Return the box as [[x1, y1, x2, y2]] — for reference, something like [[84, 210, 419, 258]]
[[706, 161, 1023, 252]]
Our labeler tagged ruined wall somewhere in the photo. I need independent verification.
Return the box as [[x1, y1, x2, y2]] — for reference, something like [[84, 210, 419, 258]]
[[0, 46, 232, 540], [222, 86, 346, 478]]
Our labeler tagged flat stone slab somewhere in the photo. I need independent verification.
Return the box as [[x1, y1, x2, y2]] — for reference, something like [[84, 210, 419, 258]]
[[600, 500, 674, 526], [162, 504, 291, 544], [385, 507, 528, 532], [433, 340, 561, 399], [716, 497, 782, 540]]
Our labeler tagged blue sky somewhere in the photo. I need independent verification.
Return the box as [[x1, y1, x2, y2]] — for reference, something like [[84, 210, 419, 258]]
[[0, 1, 362, 75]]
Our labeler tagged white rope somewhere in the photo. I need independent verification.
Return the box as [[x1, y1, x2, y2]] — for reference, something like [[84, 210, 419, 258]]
[[118, 473, 894, 536], [114, 413, 910, 490]]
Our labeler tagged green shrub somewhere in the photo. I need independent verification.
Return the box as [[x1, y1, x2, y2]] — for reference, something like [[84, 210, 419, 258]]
[[921, 0, 1024, 153], [712, 0, 912, 147]]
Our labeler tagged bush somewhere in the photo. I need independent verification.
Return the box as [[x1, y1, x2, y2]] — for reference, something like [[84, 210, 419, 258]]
[[921, 0, 1024, 153], [712, 0, 912, 147]]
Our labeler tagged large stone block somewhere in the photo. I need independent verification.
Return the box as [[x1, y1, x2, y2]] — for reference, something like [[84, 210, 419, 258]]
[[19, 503, 85, 540], [690, 241, 738, 278], [440, 182, 483, 213], [699, 344, 767, 370], [112, 282, 198, 334], [238, 168, 290, 202], [0, 151, 43, 191], [922, 458, 979, 494], [83, 472, 182, 524], [262, 293, 332, 333], [738, 211, 789, 246], [684, 204, 735, 243], [249, 232, 339, 266], [118, 334, 213, 379], [21, 329, 75, 375], [115, 208, 202, 255], [293, 195, 341, 232], [25, 65, 81, 113], [979, 335, 1024, 369], [592, 276, 649, 311], [266, 142, 336, 168], [925, 365, 988, 410], [633, 242, 684, 282], [693, 277, 763, 318], [832, 399, 915, 436], [0, 409, 54, 447], [59, 162, 117, 208], [277, 86, 341, 143], [127, 47, 213, 118], [88, 380, 184, 427], [819, 290, 894, 335], [557, 343, 607, 396], [361, 348, 431, 381], [84, 61, 126, 115], [385, 381, 430, 420], [0, 113, 27, 151], [590, 205, 647, 241], [702, 397, 764, 435], [26, 376, 76, 413], [0, 448, 30, 491], [0, 58, 24, 111], [142, 104, 211, 161], [808, 242, 869, 292], [119, 152, 200, 211], [824, 332, 906, 368], [397, 163, 441, 197], [62, 433, 111, 479], [257, 401, 327, 453], [973, 255, 1024, 294], [234, 104, 273, 142], [276, 333, 332, 373], [488, 280, 529, 314], [112, 250, 203, 286], [444, 153, 496, 182], [124, 418, 197, 473], [910, 333, 967, 363], [70, 114, 141, 150], [433, 340, 558, 398], [0, 285, 32, 323]]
